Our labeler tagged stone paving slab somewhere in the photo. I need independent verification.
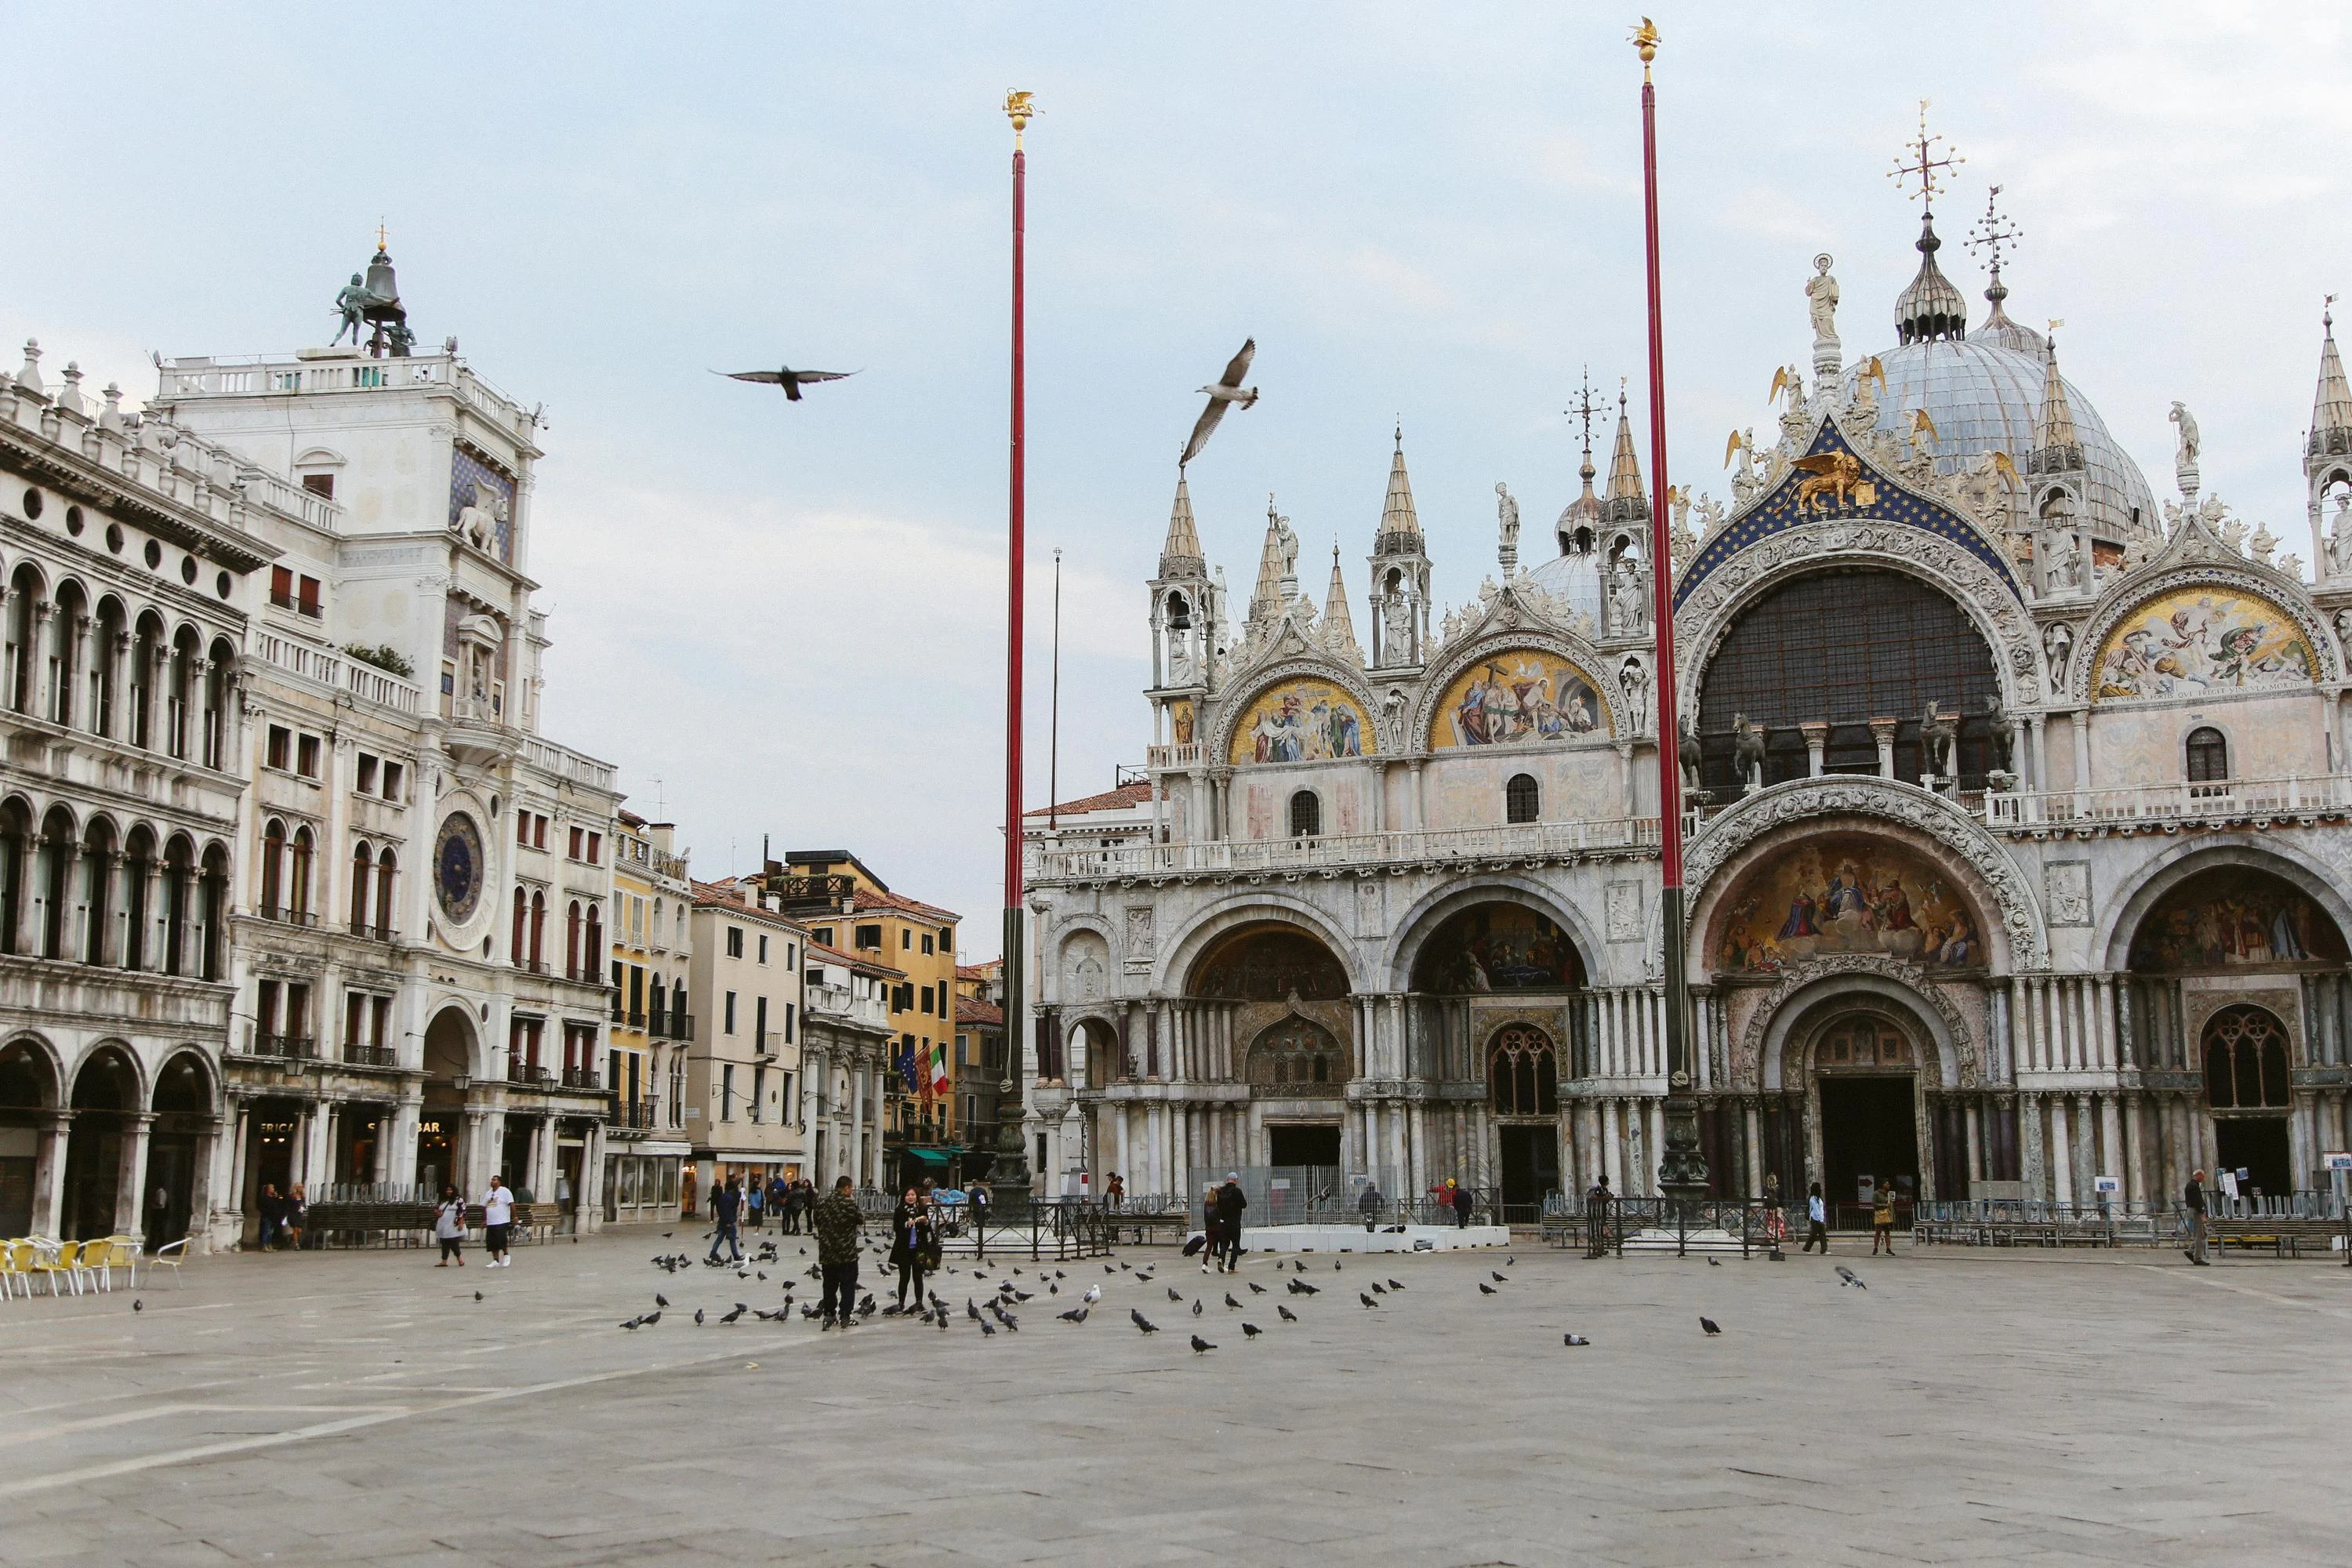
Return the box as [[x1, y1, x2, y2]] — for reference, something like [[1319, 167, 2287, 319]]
[[3, 1235, 2349, 1565]]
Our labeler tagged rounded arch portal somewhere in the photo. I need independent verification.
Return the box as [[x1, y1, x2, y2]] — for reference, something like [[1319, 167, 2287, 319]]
[[1185, 921, 1351, 1001]]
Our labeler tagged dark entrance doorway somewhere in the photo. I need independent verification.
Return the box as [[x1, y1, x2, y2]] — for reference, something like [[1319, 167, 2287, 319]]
[[2214, 1117, 2292, 1199], [1268, 1124, 1341, 1169], [1819, 1077, 1918, 1209], [1498, 1123, 1559, 1210]]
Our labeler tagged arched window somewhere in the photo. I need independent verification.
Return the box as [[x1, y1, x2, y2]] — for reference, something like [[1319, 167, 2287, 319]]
[[1697, 568, 2000, 793], [375, 848, 396, 935], [584, 903, 604, 971], [511, 886, 528, 965], [530, 889, 547, 966], [566, 900, 583, 980], [1488, 1025, 1559, 1116], [2186, 727, 2229, 793], [288, 827, 314, 919], [1288, 789, 1320, 840], [259, 819, 285, 916], [350, 841, 374, 931], [2203, 1005, 2292, 1109], [1505, 773, 1540, 824]]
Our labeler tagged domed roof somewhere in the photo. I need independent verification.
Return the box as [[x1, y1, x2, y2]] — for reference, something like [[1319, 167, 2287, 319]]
[[1523, 548, 1605, 629], [1846, 338, 2158, 542]]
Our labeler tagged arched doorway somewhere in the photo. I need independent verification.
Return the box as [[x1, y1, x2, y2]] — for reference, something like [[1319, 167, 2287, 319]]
[[1488, 1025, 1560, 1209], [420, 1006, 477, 1196], [2202, 1004, 2294, 1198], [0, 1037, 60, 1235], [147, 1051, 212, 1245], [1808, 1010, 1924, 1210], [64, 1046, 139, 1240]]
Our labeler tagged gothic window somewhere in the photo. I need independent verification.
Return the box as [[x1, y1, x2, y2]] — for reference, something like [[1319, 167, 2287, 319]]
[[1696, 568, 2000, 793], [1288, 789, 1320, 840], [1487, 1025, 1558, 1116], [1246, 1018, 1344, 1094], [2186, 727, 2228, 787], [1505, 773, 1539, 824], [2202, 1005, 2291, 1109]]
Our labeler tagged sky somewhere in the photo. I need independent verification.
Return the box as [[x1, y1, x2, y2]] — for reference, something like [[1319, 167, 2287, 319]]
[[5, 4, 2350, 957]]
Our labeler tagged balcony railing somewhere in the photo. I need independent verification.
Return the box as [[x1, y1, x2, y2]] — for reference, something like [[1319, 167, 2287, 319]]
[[341, 1040, 399, 1068], [1031, 814, 1661, 884], [1145, 741, 1204, 769], [346, 920, 396, 942], [257, 906, 318, 928], [514, 956, 548, 975], [250, 1034, 318, 1060], [671, 1014, 695, 1042], [508, 1062, 550, 1084], [606, 1099, 659, 1131], [561, 1066, 601, 1091], [1981, 773, 2352, 831], [628, 1010, 646, 1029]]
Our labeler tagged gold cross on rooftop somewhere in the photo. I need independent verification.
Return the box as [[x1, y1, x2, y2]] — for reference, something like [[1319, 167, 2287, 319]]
[[1889, 100, 1963, 209]]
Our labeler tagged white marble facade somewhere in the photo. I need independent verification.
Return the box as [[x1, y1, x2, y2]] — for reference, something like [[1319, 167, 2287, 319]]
[[1023, 211, 2352, 1214]]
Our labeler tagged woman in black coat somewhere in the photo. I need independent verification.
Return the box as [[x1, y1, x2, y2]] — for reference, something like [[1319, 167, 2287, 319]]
[[888, 1187, 935, 1313]]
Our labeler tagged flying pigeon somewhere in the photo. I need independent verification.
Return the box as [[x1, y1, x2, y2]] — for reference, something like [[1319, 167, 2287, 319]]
[[1058, 1306, 1090, 1323], [1837, 1267, 1867, 1290], [1190, 1334, 1218, 1353], [1132, 1309, 1160, 1334], [1180, 338, 1258, 467], [1241, 1322, 1262, 1338], [1359, 1293, 1378, 1308], [1478, 1283, 1497, 1297], [1563, 1333, 1590, 1347], [1276, 1304, 1299, 1322], [1700, 1316, 1722, 1336], [717, 365, 858, 402]]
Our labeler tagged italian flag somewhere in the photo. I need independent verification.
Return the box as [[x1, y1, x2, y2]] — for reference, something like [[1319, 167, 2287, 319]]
[[930, 1041, 952, 1098]]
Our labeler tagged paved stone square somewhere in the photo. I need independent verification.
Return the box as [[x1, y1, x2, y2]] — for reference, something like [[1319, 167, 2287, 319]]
[[3, 1229, 2348, 1566]]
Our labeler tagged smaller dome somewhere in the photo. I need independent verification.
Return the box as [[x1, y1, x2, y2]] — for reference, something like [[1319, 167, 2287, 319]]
[[1523, 546, 1605, 630], [1895, 213, 1968, 346]]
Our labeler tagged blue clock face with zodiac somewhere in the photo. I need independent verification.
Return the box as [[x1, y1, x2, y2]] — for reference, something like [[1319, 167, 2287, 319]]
[[434, 811, 485, 926]]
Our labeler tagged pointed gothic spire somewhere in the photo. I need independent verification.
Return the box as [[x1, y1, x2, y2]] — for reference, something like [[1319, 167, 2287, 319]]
[[1322, 544, 1360, 658], [1375, 423, 1421, 553], [1606, 392, 1645, 502], [2311, 301, 2352, 453], [2035, 334, 2079, 455], [1248, 495, 1293, 625], [1159, 472, 1205, 579]]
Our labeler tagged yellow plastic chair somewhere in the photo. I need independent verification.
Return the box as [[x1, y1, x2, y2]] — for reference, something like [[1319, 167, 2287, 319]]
[[29, 1240, 80, 1297], [0, 1240, 29, 1300], [82, 1236, 136, 1293]]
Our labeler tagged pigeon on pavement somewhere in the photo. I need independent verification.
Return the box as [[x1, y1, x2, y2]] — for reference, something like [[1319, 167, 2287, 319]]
[[1700, 1316, 1722, 1335], [1563, 1333, 1590, 1347], [694, 1308, 706, 1326], [1132, 1309, 1160, 1334], [1058, 1306, 1090, 1323], [1386, 1279, 1405, 1290], [1478, 1283, 1497, 1296], [1276, 1304, 1299, 1322], [1190, 1334, 1217, 1353], [1247, 1281, 1267, 1294], [1359, 1293, 1378, 1308], [1837, 1266, 1867, 1290], [1225, 1294, 1242, 1310], [1491, 1272, 1508, 1283], [1241, 1322, 1262, 1338], [1191, 1298, 1204, 1316]]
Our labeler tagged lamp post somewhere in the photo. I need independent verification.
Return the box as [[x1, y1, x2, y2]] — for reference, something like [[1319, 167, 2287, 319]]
[[1634, 20, 1709, 1222]]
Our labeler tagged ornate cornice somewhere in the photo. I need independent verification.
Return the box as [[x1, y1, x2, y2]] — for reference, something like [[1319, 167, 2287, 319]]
[[1686, 775, 2047, 968]]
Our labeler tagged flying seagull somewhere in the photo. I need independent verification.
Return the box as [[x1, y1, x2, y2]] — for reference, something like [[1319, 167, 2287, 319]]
[[717, 365, 858, 401], [1179, 338, 1258, 467]]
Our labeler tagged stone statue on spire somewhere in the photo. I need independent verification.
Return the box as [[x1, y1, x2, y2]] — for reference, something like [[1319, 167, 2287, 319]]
[[1494, 482, 1520, 575], [1806, 254, 1841, 379]]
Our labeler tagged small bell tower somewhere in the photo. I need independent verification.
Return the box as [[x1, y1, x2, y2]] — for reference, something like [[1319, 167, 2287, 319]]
[[2026, 330, 2090, 600], [1149, 471, 1212, 695], [1367, 424, 1431, 670]]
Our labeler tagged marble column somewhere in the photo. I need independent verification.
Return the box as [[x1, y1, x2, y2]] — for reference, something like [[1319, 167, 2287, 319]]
[[1800, 721, 1828, 779], [30, 1112, 69, 1238], [116, 1112, 155, 1238]]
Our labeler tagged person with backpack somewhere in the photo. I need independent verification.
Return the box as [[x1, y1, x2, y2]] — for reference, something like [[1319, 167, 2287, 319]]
[[707, 1175, 743, 1263], [813, 1176, 865, 1329]]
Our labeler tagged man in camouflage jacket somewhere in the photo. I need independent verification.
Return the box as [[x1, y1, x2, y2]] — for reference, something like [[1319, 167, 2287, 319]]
[[813, 1175, 865, 1327]]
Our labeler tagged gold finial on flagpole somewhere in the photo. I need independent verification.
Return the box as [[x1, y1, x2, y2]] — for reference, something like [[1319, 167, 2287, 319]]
[[1631, 16, 1659, 77], [1004, 90, 1037, 149]]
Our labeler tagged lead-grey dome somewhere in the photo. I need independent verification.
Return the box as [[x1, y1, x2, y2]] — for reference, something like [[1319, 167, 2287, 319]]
[[1846, 336, 2161, 543]]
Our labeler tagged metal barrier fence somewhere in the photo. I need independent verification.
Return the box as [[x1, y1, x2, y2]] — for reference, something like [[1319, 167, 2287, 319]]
[[1570, 1199, 1784, 1258]]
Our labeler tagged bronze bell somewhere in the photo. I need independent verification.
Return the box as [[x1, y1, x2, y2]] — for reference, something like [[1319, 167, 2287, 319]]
[[363, 248, 401, 312]]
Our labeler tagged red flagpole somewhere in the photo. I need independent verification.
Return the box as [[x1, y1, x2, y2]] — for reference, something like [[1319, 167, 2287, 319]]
[[1635, 22, 1708, 1213], [1003, 92, 1033, 1158]]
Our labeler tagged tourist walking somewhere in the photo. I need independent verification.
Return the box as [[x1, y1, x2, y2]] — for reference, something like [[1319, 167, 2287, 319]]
[[746, 1175, 765, 1232], [1870, 1184, 1896, 1255], [481, 1174, 515, 1267], [283, 1182, 309, 1250], [254, 1182, 283, 1252], [1105, 1171, 1125, 1210], [434, 1185, 467, 1266], [2183, 1169, 2211, 1265], [967, 1179, 992, 1261], [814, 1175, 864, 1328], [1585, 1173, 1613, 1256], [1197, 1182, 1221, 1271], [768, 1175, 790, 1234], [1762, 1171, 1784, 1248], [888, 1186, 935, 1313], [1802, 1181, 1829, 1254], [707, 1176, 743, 1263], [1450, 1179, 1474, 1229], [1214, 1172, 1247, 1272]]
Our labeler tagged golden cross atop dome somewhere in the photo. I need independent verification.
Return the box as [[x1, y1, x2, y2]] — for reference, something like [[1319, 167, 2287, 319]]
[[375, 221, 389, 252], [1889, 100, 1963, 209]]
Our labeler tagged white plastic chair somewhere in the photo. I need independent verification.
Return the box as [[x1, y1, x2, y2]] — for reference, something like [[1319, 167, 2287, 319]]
[[144, 1237, 191, 1289]]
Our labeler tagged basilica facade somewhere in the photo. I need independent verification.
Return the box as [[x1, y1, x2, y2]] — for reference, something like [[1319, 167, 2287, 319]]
[[1022, 197, 2352, 1215]]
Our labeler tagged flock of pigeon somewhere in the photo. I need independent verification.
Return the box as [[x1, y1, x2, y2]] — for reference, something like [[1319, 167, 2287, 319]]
[[597, 1229, 1872, 1352]]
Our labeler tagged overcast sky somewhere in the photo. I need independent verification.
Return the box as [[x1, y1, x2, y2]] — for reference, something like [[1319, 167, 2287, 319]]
[[5, 4, 2349, 956]]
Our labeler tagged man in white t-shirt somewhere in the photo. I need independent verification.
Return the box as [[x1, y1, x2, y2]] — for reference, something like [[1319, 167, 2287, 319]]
[[481, 1175, 515, 1267]]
